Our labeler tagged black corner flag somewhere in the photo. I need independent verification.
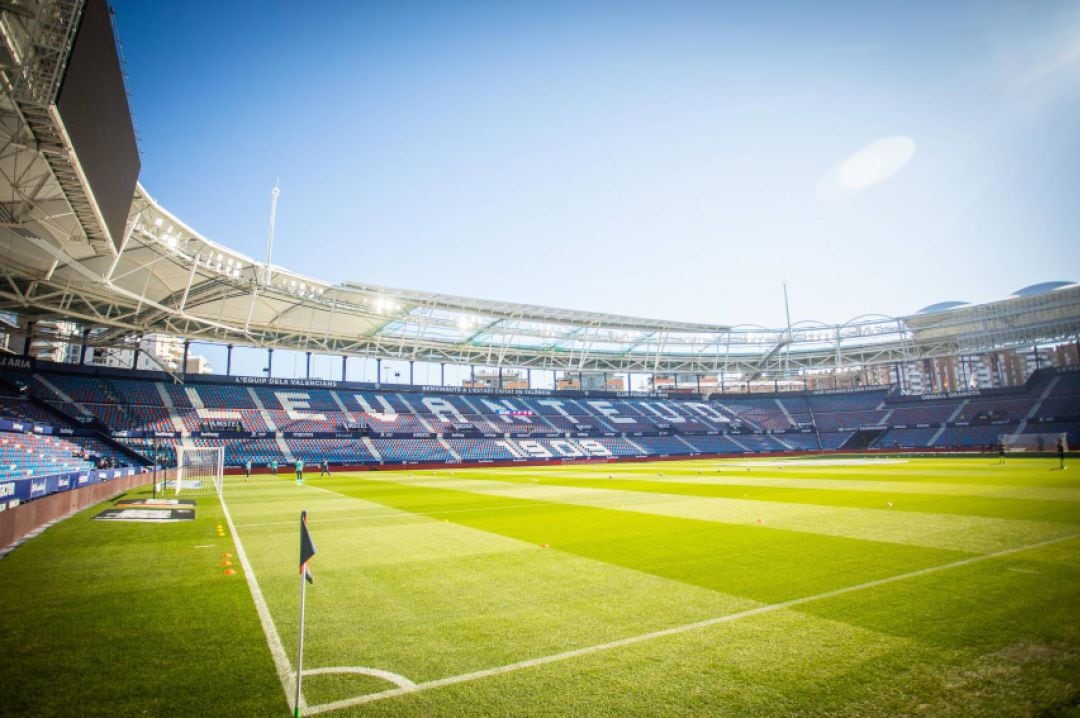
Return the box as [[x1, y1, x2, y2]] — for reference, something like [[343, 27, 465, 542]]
[[295, 511, 317, 718], [300, 510, 316, 584]]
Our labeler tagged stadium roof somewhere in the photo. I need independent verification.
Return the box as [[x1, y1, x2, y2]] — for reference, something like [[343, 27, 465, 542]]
[[1, 0, 1079, 378], [1011, 281, 1077, 298]]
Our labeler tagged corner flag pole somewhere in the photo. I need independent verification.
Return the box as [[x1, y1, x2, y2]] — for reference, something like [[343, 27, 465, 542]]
[[294, 568, 306, 718], [295, 510, 316, 718]]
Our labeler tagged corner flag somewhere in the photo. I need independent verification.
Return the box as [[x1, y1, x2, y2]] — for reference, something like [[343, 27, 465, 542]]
[[300, 510, 316, 583], [295, 510, 316, 718]]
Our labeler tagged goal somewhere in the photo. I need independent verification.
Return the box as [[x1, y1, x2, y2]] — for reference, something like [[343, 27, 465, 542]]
[[1000, 433, 1068, 454], [171, 445, 224, 497]]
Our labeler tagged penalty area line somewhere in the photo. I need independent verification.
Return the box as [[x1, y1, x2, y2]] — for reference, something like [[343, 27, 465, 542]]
[[303, 530, 1080, 716]]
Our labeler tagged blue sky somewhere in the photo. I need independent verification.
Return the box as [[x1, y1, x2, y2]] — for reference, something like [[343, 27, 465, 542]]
[[111, 1, 1079, 379]]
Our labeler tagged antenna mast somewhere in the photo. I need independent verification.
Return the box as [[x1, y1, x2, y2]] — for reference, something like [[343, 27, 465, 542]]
[[782, 282, 793, 377], [264, 180, 280, 285]]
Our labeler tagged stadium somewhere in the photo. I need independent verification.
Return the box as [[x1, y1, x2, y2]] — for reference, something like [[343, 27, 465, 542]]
[[1, 1, 1079, 716]]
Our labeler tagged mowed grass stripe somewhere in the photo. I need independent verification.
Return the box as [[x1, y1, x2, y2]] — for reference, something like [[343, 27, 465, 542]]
[[224, 476, 766, 686], [483, 465, 1080, 503], [318, 474, 969, 605], [516, 457, 1075, 488], [0, 484, 284, 718], [343, 472, 1076, 554], [333, 536, 1080, 718], [454, 474, 1080, 525]]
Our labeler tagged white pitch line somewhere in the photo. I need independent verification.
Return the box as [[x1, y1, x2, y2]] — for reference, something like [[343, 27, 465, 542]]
[[218, 494, 303, 714], [304, 665, 417, 690], [303, 530, 1080, 716]]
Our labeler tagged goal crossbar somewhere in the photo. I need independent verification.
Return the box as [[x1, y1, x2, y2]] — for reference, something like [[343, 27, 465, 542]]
[[174, 445, 225, 497]]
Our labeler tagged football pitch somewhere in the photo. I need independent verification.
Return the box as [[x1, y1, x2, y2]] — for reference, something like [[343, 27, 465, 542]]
[[2, 456, 1079, 717]]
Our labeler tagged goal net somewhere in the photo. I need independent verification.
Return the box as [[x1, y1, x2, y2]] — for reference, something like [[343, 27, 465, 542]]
[[171, 445, 224, 497], [1000, 433, 1068, 454]]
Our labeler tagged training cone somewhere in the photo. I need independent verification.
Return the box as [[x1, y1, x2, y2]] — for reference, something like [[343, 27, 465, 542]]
[[540, 543, 549, 549], [755, 518, 764, 524], [224, 569, 236, 576], [222, 552, 232, 558], [220, 560, 233, 567]]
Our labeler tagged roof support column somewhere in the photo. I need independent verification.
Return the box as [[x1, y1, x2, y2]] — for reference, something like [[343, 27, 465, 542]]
[[342, 356, 347, 382], [22, 320, 34, 356], [306, 351, 312, 379], [267, 347, 273, 377], [182, 340, 190, 378], [409, 360, 414, 385], [226, 344, 233, 376], [376, 357, 382, 384], [440, 362, 445, 387], [79, 327, 90, 365]]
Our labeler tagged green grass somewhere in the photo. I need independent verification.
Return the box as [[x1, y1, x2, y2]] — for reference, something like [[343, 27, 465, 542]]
[[1, 456, 1078, 716]]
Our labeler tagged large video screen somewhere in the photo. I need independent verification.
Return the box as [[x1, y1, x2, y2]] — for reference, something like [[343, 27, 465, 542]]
[[55, 0, 140, 251]]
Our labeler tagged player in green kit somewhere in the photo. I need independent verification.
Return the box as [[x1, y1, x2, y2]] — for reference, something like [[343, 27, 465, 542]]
[[296, 458, 305, 484]]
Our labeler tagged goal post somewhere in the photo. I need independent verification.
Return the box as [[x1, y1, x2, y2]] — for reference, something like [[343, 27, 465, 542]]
[[173, 445, 225, 497], [999, 433, 1068, 454]]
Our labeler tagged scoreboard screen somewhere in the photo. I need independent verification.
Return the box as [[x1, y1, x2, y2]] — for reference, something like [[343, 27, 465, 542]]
[[55, 0, 140, 250]]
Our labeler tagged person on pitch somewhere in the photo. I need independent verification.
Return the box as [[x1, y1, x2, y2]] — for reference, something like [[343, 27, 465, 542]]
[[320, 459, 331, 477], [245, 459, 252, 481], [1058, 437, 1066, 470], [296, 457, 305, 484], [270, 459, 279, 476]]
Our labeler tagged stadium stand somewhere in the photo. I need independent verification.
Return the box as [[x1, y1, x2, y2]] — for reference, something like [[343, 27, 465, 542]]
[[0, 431, 96, 480], [9, 363, 1076, 471]]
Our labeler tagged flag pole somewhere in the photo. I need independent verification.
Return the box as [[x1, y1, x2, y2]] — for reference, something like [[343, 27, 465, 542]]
[[295, 510, 316, 717], [294, 566, 306, 718]]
